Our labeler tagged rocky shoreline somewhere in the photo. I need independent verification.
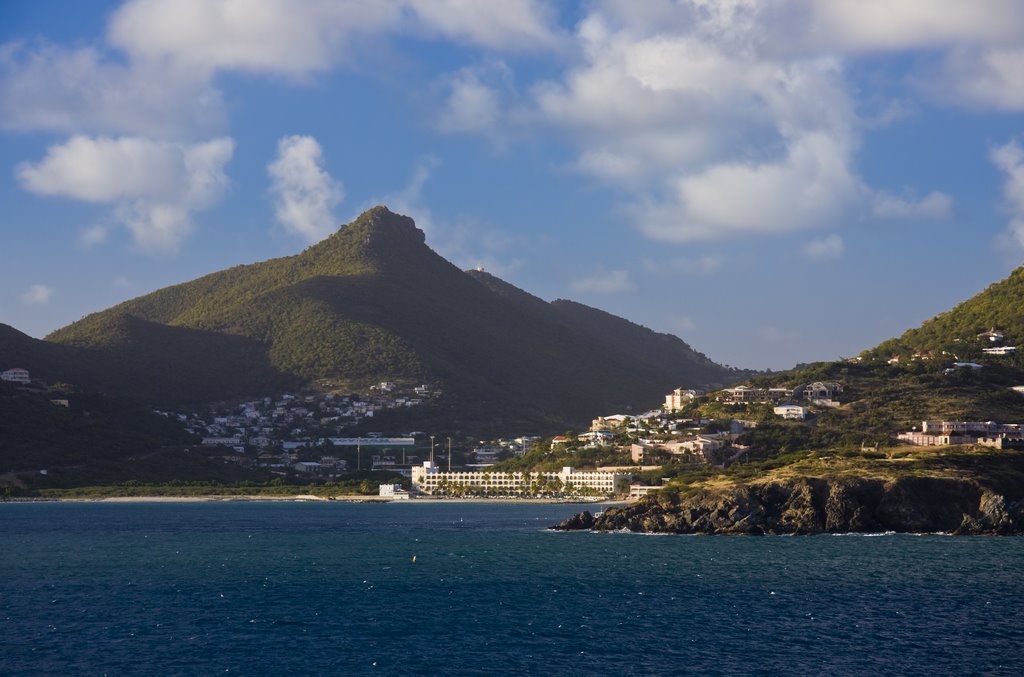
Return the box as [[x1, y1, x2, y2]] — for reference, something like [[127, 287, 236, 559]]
[[554, 476, 1024, 535]]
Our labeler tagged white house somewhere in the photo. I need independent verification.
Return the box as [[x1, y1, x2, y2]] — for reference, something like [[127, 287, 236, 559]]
[[379, 484, 411, 499], [774, 404, 808, 420], [978, 329, 1004, 343]]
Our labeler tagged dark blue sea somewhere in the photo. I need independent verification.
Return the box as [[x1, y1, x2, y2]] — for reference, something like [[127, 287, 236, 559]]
[[1, 502, 1022, 675]]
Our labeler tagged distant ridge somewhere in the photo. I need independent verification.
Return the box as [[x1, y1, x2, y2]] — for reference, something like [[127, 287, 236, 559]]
[[16, 206, 744, 431]]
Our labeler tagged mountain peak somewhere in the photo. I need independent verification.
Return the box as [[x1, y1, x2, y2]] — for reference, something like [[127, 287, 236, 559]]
[[344, 205, 424, 245]]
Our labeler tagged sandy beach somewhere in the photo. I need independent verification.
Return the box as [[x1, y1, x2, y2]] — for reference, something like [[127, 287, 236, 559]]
[[38, 495, 624, 505]]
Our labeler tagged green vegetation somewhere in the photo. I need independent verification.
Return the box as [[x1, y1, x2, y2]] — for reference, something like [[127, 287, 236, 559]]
[[0, 385, 196, 473], [12, 206, 741, 433], [869, 267, 1024, 360]]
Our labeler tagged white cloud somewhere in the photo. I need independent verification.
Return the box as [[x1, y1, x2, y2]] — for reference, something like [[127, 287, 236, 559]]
[[642, 254, 722, 275], [757, 324, 797, 343], [80, 225, 110, 248], [517, 1, 1017, 242], [872, 190, 953, 220], [17, 135, 234, 252], [2, 0, 560, 139], [991, 139, 1024, 249], [531, 10, 875, 242], [405, 0, 562, 52], [108, 0, 559, 79], [436, 64, 509, 135], [108, 0, 401, 79], [935, 47, 1024, 111], [802, 234, 844, 261], [0, 41, 224, 138], [570, 269, 635, 294], [805, 0, 1024, 52], [638, 131, 863, 242], [20, 284, 54, 305], [670, 314, 696, 333], [267, 135, 344, 243]]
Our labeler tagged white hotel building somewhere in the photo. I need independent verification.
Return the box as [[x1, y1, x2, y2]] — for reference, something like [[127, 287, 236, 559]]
[[411, 462, 630, 497]]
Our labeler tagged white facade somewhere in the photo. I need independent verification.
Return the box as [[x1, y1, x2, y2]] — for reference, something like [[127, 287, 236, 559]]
[[1, 368, 29, 384], [774, 405, 808, 420], [379, 484, 411, 499], [411, 462, 629, 497]]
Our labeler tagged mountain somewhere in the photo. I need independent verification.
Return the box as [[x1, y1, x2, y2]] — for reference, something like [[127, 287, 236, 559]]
[[467, 269, 733, 386], [869, 267, 1024, 359], [30, 206, 741, 431]]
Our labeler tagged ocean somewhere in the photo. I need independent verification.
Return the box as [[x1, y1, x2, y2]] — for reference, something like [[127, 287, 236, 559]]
[[1, 501, 1021, 675]]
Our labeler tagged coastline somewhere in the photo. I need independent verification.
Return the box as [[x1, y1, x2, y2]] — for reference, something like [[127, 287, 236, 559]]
[[8, 494, 626, 505]]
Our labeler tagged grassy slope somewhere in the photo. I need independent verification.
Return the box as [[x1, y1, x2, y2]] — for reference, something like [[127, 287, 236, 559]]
[[40, 207, 740, 428]]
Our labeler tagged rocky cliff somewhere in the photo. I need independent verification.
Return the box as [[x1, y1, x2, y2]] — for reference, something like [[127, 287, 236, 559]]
[[555, 476, 1024, 535]]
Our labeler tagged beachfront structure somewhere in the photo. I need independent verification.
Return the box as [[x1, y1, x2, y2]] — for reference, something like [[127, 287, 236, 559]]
[[379, 484, 411, 499], [411, 462, 630, 497]]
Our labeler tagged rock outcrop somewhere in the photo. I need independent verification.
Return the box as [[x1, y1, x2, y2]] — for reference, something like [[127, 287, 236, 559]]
[[555, 477, 1024, 535]]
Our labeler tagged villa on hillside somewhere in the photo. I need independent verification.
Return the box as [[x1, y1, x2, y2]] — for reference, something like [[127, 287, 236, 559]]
[[664, 388, 706, 411], [718, 385, 792, 404], [978, 329, 1005, 343], [774, 404, 808, 420], [898, 420, 1024, 448]]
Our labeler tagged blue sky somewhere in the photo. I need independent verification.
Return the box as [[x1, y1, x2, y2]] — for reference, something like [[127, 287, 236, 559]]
[[2, 1, 1024, 371]]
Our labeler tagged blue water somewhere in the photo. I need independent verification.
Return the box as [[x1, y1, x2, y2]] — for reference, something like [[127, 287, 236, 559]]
[[1, 502, 1022, 675]]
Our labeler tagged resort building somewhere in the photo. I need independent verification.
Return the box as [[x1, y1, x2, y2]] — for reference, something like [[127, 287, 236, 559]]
[[411, 462, 630, 497]]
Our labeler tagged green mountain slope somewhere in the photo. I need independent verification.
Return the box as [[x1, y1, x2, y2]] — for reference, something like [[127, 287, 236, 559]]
[[868, 267, 1024, 360], [467, 269, 744, 386], [35, 207, 741, 429]]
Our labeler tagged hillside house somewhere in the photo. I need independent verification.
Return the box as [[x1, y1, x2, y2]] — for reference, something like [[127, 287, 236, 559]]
[[664, 388, 705, 411], [1, 368, 30, 384], [978, 329, 1005, 343], [773, 404, 808, 420], [719, 386, 792, 404]]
